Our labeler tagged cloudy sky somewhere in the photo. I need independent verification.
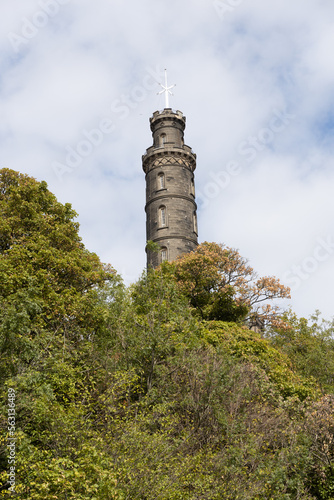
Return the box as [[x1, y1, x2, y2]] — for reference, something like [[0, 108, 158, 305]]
[[1, 0, 334, 320]]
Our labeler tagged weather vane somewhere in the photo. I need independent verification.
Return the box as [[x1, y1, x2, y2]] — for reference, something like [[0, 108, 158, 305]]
[[158, 69, 175, 108]]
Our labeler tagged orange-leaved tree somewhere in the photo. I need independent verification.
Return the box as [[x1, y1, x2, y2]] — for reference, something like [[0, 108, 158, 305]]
[[166, 242, 290, 329]]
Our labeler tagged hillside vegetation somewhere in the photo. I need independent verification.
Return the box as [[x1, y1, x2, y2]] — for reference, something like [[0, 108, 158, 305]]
[[1, 169, 334, 499]]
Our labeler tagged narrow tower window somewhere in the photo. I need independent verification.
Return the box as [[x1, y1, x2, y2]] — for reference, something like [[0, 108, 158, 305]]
[[159, 133, 166, 146], [161, 247, 168, 262], [159, 206, 167, 227], [157, 173, 165, 190], [193, 212, 198, 235], [190, 177, 195, 196]]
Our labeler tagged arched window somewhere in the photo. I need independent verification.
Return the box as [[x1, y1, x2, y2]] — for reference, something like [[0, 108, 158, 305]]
[[193, 212, 198, 234], [159, 133, 166, 146], [159, 206, 167, 227], [161, 247, 168, 262], [157, 173, 165, 190]]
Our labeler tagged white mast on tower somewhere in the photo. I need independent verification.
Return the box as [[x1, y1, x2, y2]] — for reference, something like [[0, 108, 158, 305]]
[[158, 69, 175, 108]]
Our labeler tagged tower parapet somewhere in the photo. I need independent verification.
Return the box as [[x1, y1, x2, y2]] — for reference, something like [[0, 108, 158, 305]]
[[143, 108, 198, 268]]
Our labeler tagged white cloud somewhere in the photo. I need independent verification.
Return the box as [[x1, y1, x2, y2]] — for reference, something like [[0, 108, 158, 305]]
[[1, 0, 334, 320]]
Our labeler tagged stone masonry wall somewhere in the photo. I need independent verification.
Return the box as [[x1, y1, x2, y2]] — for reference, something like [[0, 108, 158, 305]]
[[143, 109, 198, 268]]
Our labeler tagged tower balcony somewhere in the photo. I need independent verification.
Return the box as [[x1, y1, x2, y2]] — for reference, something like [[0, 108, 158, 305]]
[[142, 145, 196, 174]]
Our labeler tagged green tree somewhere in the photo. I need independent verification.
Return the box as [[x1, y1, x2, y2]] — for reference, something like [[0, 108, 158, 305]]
[[113, 268, 200, 393], [165, 241, 290, 328], [0, 168, 117, 381], [267, 310, 334, 394], [304, 395, 334, 499], [0, 169, 123, 496]]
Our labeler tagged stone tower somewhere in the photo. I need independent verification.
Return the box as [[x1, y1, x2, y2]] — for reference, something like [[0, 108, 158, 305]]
[[142, 108, 198, 268]]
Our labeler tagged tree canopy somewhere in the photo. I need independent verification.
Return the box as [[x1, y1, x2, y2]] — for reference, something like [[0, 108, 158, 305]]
[[0, 168, 117, 380], [163, 241, 290, 328], [1, 169, 333, 499]]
